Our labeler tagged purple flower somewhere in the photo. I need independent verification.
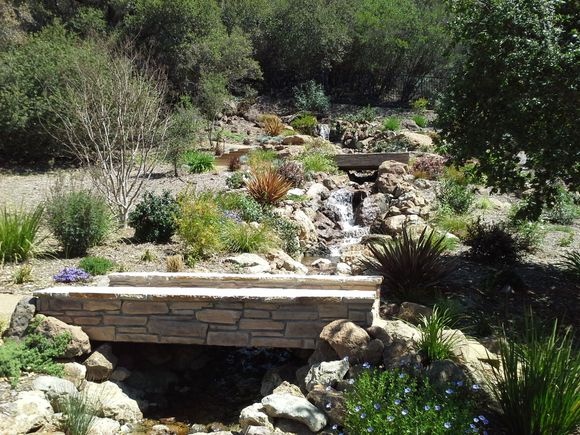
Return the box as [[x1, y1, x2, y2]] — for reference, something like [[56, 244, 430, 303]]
[[367, 428, 373, 432], [354, 406, 362, 412], [401, 409, 409, 416], [455, 380, 464, 387], [424, 405, 431, 411], [472, 384, 481, 391], [444, 422, 452, 429], [387, 416, 394, 422], [348, 378, 355, 385], [445, 388, 454, 395], [373, 403, 381, 410], [360, 413, 367, 419], [362, 362, 371, 369], [394, 399, 401, 405], [434, 405, 441, 411], [399, 373, 406, 379], [222, 210, 242, 222], [325, 402, 332, 410], [332, 424, 338, 430], [404, 387, 411, 394], [53, 267, 91, 283]]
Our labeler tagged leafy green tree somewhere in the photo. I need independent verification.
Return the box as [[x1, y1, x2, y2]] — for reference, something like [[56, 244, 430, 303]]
[[439, 0, 580, 218], [196, 73, 229, 151]]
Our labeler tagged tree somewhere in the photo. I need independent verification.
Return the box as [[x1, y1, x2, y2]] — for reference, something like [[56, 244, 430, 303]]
[[166, 99, 204, 176], [55, 50, 170, 224], [439, 0, 580, 218], [196, 72, 229, 153]]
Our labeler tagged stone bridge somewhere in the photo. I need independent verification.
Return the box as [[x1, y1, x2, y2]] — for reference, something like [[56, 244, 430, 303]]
[[34, 272, 382, 349]]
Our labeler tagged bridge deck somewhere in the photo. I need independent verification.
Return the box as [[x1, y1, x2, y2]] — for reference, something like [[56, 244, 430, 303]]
[[334, 152, 409, 170], [34, 273, 382, 349]]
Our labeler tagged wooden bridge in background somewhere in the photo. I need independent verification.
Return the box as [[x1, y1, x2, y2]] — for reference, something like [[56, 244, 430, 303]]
[[334, 152, 409, 171]]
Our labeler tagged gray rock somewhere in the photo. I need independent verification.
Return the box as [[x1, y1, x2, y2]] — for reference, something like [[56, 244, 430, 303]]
[[2, 296, 36, 340], [35, 315, 91, 358], [245, 426, 275, 435], [319, 320, 370, 363], [82, 381, 142, 423], [225, 253, 271, 273], [307, 385, 347, 425], [63, 362, 87, 388], [308, 340, 339, 366], [32, 375, 77, 408], [110, 366, 131, 382], [84, 344, 118, 382], [0, 391, 53, 435], [398, 302, 432, 325], [239, 403, 274, 430], [273, 381, 304, 398], [88, 417, 121, 435], [262, 393, 327, 432], [426, 359, 467, 387], [150, 424, 172, 434], [304, 360, 349, 391]]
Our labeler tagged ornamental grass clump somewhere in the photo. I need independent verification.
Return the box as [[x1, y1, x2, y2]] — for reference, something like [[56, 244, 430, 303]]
[[362, 226, 455, 301], [343, 367, 488, 435], [492, 317, 580, 435], [0, 205, 44, 263], [78, 256, 114, 276], [417, 307, 461, 363], [262, 114, 285, 136], [247, 169, 293, 206], [58, 393, 100, 435], [560, 250, 580, 278], [222, 222, 278, 253]]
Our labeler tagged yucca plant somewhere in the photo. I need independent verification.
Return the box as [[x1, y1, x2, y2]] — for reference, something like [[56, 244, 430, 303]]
[[417, 307, 460, 363], [560, 250, 580, 279], [492, 317, 580, 435], [246, 169, 293, 206], [262, 114, 285, 136], [0, 205, 44, 263], [362, 226, 455, 301]]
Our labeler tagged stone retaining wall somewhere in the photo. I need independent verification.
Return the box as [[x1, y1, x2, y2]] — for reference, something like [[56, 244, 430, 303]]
[[34, 276, 380, 349]]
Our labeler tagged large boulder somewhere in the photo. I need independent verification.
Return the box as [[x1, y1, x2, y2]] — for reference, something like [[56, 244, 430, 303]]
[[304, 359, 349, 392], [34, 315, 91, 358], [368, 319, 422, 368], [376, 161, 413, 197], [397, 302, 432, 325], [81, 381, 142, 423], [84, 344, 118, 382], [356, 193, 389, 227], [2, 296, 36, 340], [391, 132, 433, 151], [261, 393, 327, 432], [293, 209, 318, 242], [0, 391, 53, 435], [307, 385, 347, 425], [239, 403, 274, 430], [282, 134, 312, 145], [32, 375, 77, 409], [225, 253, 271, 273], [63, 362, 87, 388], [426, 359, 467, 388], [319, 320, 383, 364], [265, 249, 308, 274], [88, 417, 121, 435]]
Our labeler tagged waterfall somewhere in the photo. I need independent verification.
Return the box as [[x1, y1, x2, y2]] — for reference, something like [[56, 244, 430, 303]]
[[325, 188, 369, 257], [316, 123, 330, 141]]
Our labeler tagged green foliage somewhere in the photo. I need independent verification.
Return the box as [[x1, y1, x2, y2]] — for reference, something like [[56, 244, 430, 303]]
[[382, 117, 401, 131], [264, 214, 301, 257], [412, 114, 428, 128], [544, 186, 579, 225], [67, 7, 107, 37], [437, 179, 475, 215], [464, 219, 531, 264], [362, 227, 456, 302], [493, 317, 580, 435], [166, 103, 204, 176], [129, 191, 180, 243], [417, 307, 460, 363], [58, 393, 99, 435], [433, 210, 471, 240], [289, 113, 318, 135], [183, 150, 215, 173], [0, 24, 108, 160], [217, 192, 265, 223], [222, 222, 278, 253], [248, 149, 278, 172], [78, 256, 114, 276], [13, 264, 33, 284], [293, 81, 330, 114], [277, 160, 305, 187], [345, 368, 486, 435], [140, 249, 156, 262], [439, 0, 579, 218], [46, 190, 111, 258], [560, 251, 580, 279], [0, 332, 71, 386], [0, 206, 44, 263], [346, 105, 378, 123], [226, 172, 248, 190], [412, 98, 429, 112], [176, 192, 224, 259], [297, 151, 338, 176]]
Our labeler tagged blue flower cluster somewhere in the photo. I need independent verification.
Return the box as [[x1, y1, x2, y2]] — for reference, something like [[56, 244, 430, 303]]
[[222, 210, 243, 223], [53, 267, 91, 283]]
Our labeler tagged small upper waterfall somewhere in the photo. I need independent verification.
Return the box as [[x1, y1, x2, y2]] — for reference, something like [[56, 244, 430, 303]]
[[325, 188, 369, 257], [316, 123, 330, 141]]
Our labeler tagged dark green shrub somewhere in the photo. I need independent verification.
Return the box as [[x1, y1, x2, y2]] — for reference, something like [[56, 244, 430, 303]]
[[346, 105, 378, 123], [493, 317, 580, 435], [46, 190, 111, 257], [128, 191, 180, 243], [345, 367, 487, 435], [183, 150, 215, 173], [78, 256, 114, 276], [217, 192, 266, 223], [544, 186, 579, 225], [0, 332, 71, 386], [0, 206, 44, 263], [290, 113, 318, 135], [362, 227, 456, 301], [464, 219, 528, 264], [293, 81, 330, 114], [437, 179, 475, 214], [226, 172, 248, 189], [264, 214, 301, 257]]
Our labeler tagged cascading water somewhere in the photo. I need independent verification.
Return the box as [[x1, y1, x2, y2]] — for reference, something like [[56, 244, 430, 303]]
[[316, 123, 330, 140], [325, 188, 369, 257]]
